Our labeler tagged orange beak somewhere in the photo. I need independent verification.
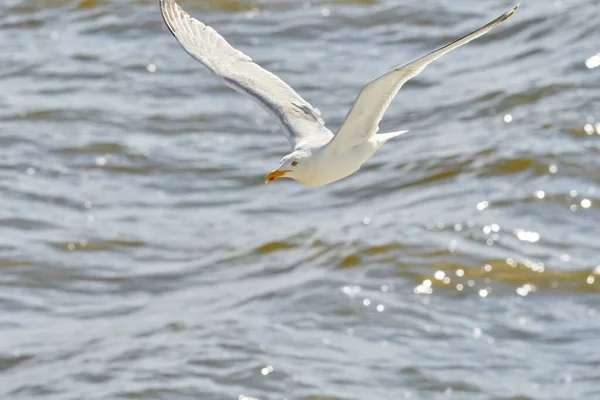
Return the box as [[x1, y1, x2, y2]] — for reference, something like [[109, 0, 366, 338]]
[[265, 169, 290, 183]]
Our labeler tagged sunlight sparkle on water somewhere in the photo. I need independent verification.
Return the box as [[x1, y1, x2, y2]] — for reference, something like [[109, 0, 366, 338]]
[[448, 239, 458, 252], [341, 285, 361, 297], [515, 229, 540, 243], [534, 190, 545, 199], [525, 260, 545, 273], [245, 9, 259, 19], [261, 366, 274, 376], [415, 279, 433, 294], [516, 284, 536, 297], [477, 201, 489, 211], [586, 53, 600, 69], [581, 199, 592, 208]]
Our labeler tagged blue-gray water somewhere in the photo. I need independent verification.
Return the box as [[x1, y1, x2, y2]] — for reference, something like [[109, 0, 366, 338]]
[[1, 0, 600, 399]]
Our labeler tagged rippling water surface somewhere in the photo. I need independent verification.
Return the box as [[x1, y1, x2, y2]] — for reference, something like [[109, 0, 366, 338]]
[[1, 0, 600, 399]]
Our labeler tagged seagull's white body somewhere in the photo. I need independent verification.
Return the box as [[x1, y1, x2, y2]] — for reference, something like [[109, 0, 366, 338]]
[[160, 0, 518, 186], [294, 135, 395, 186]]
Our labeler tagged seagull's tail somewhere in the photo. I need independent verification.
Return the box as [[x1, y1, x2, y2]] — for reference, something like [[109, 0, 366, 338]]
[[376, 130, 409, 144]]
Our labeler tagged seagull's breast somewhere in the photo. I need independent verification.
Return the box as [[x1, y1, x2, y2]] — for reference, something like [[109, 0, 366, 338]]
[[305, 140, 379, 186]]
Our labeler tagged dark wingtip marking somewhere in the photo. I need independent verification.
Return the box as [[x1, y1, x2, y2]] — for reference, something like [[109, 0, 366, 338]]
[[504, 5, 519, 20]]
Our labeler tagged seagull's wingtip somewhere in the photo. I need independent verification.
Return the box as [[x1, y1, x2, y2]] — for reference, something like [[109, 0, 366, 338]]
[[498, 4, 518, 23]]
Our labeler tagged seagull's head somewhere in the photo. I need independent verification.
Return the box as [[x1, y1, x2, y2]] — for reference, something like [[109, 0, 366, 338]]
[[265, 150, 312, 184]]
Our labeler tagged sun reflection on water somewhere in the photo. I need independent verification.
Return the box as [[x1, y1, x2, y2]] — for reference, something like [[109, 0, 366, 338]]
[[585, 53, 600, 69]]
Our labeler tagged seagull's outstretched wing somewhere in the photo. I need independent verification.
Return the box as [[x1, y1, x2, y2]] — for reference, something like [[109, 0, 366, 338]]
[[159, 0, 333, 150], [329, 5, 518, 151]]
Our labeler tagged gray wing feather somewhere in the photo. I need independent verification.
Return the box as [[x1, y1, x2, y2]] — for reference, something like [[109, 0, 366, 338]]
[[329, 5, 518, 151], [160, 0, 333, 150]]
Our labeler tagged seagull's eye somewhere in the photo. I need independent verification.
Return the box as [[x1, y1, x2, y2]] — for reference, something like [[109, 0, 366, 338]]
[[291, 161, 298, 167]]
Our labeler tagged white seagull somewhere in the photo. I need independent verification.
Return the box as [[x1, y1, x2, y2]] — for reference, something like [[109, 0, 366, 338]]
[[160, 0, 518, 186]]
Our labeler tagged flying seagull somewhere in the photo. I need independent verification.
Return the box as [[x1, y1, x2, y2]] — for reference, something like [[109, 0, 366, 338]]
[[160, 0, 518, 186]]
